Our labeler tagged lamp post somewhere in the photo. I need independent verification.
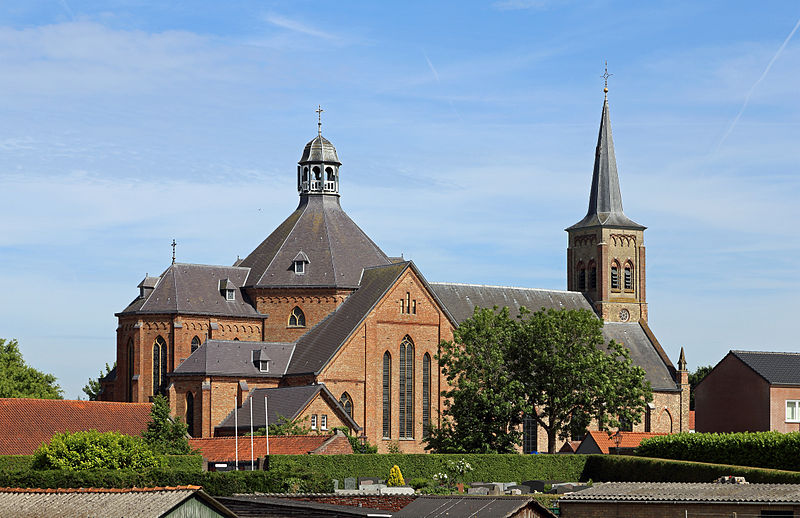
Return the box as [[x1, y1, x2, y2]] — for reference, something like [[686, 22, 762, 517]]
[[612, 430, 623, 454], [358, 432, 367, 454]]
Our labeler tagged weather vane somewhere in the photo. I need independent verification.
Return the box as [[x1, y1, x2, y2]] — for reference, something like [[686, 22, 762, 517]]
[[171, 239, 177, 264], [602, 61, 612, 96], [316, 105, 324, 137]]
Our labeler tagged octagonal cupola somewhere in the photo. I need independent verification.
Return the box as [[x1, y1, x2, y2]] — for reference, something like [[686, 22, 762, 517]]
[[297, 108, 341, 196]]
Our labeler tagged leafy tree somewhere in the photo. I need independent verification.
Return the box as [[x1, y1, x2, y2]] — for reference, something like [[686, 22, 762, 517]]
[[0, 338, 63, 399], [81, 362, 115, 401], [689, 365, 713, 410], [426, 307, 527, 453], [141, 394, 192, 455], [511, 308, 652, 453], [249, 414, 314, 436], [32, 430, 159, 470]]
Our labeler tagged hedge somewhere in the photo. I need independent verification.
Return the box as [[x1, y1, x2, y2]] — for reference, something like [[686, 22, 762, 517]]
[[636, 432, 800, 471], [0, 455, 203, 473], [0, 467, 331, 496], [0, 455, 34, 473]]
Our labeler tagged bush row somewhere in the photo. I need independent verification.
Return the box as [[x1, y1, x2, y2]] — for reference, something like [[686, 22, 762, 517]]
[[0, 454, 203, 473], [0, 467, 331, 496], [636, 432, 800, 471], [584, 455, 800, 484]]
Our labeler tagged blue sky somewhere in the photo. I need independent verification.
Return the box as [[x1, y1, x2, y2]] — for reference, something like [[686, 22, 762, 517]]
[[1, 1, 799, 399]]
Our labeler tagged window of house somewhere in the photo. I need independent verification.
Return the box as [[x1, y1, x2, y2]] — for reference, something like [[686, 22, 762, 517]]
[[311, 414, 318, 430], [293, 261, 305, 274], [611, 263, 620, 291], [401, 292, 416, 315], [624, 262, 634, 290], [340, 393, 353, 419], [288, 306, 306, 327], [787, 400, 800, 422], [382, 352, 391, 439], [226, 289, 235, 301], [259, 360, 269, 372], [523, 415, 538, 454], [191, 335, 201, 353], [399, 335, 414, 439], [321, 414, 328, 430]]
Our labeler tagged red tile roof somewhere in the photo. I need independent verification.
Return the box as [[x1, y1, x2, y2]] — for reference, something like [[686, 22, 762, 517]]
[[189, 434, 352, 461], [0, 398, 152, 455], [582, 431, 667, 454], [0, 486, 202, 494]]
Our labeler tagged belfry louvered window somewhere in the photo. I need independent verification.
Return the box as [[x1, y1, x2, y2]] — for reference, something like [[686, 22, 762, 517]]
[[152, 335, 167, 396], [611, 263, 620, 290], [399, 335, 414, 439], [624, 263, 633, 290], [382, 352, 391, 438], [422, 353, 431, 438], [589, 261, 597, 289], [577, 263, 586, 291]]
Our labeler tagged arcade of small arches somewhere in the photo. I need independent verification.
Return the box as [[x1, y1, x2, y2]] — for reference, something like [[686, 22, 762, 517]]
[[298, 164, 339, 193], [574, 260, 635, 292]]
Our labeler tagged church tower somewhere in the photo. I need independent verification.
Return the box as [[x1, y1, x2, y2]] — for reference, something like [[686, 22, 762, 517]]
[[566, 84, 648, 323]]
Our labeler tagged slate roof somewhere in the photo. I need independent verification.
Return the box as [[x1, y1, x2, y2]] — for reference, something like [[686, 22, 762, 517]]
[[171, 340, 294, 378], [118, 263, 262, 318], [286, 262, 409, 375], [729, 350, 800, 385], [395, 495, 555, 518], [576, 431, 666, 454], [0, 486, 237, 518], [238, 194, 391, 289], [218, 495, 392, 517], [429, 283, 678, 391], [0, 399, 152, 455], [300, 135, 341, 164], [559, 482, 800, 503], [567, 94, 644, 231], [214, 385, 360, 434], [189, 433, 351, 461]]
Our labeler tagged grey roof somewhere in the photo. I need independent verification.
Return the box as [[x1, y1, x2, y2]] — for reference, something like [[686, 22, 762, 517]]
[[730, 350, 800, 385], [300, 135, 341, 165], [238, 194, 391, 289], [218, 495, 392, 517], [171, 340, 294, 378], [215, 384, 361, 433], [395, 495, 555, 518], [429, 283, 677, 391], [286, 262, 409, 375], [568, 95, 645, 231], [118, 263, 262, 318], [559, 481, 800, 503], [0, 488, 237, 518], [138, 276, 159, 289]]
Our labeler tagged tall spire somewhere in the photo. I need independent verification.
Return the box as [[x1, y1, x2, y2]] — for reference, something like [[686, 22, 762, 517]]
[[567, 74, 644, 231]]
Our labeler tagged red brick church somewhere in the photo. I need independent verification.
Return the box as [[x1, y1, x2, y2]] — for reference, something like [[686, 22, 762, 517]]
[[101, 91, 690, 453]]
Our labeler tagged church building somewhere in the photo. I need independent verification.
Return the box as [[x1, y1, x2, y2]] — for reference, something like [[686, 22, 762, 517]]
[[102, 90, 690, 453]]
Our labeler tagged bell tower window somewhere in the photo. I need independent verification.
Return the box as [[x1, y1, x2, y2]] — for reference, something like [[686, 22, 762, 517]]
[[611, 261, 620, 291], [576, 262, 586, 291], [588, 260, 597, 290], [624, 261, 634, 291]]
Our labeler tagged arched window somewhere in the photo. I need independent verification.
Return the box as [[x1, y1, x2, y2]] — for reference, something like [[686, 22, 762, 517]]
[[186, 392, 195, 437], [588, 260, 597, 290], [422, 353, 431, 438], [624, 261, 634, 290], [326, 166, 335, 181], [611, 261, 620, 291], [191, 335, 201, 354], [127, 339, 135, 403], [152, 336, 167, 396], [399, 335, 414, 439], [576, 262, 586, 291], [382, 352, 391, 439], [339, 392, 353, 419], [313, 166, 321, 180], [302, 167, 309, 181], [288, 306, 306, 327]]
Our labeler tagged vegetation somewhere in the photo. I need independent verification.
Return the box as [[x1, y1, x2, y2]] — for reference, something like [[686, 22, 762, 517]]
[[637, 431, 800, 471], [0, 338, 63, 399], [32, 430, 159, 471], [142, 395, 192, 455], [81, 362, 115, 401], [387, 465, 405, 486], [689, 364, 713, 410], [331, 427, 378, 454], [248, 414, 313, 436]]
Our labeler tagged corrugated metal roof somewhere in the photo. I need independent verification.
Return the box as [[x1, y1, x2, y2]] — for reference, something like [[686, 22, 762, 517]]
[[730, 350, 800, 385], [559, 482, 800, 503]]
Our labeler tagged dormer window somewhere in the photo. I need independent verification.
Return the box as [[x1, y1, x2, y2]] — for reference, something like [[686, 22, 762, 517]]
[[292, 251, 310, 276], [219, 278, 236, 301], [252, 349, 271, 373], [138, 276, 159, 299]]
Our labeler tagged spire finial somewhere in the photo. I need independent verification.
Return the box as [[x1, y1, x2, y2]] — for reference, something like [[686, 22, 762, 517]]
[[316, 104, 324, 137], [171, 239, 176, 264], [602, 61, 612, 97]]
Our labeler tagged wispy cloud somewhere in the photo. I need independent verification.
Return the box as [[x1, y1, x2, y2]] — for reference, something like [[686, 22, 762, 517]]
[[265, 14, 341, 41], [492, 0, 558, 11]]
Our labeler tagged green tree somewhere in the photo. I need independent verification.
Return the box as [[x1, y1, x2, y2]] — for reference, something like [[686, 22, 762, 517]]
[[81, 362, 115, 401], [0, 338, 63, 399], [249, 414, 314, 436], [32, 430, 159, 470], [689, 364, 713, 410], [141, 394, 192, 455], [425, 307, 527, 453], [511, 308, 652, 453]]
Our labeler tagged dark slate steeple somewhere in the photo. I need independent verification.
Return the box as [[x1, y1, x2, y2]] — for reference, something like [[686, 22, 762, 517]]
[[568, 90, 645, 231]]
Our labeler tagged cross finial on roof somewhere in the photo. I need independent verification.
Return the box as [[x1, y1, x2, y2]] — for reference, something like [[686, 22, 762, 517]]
[[316, 105, 324, 137], [602, 61, 612, 97], [171, 239, 177, 264]]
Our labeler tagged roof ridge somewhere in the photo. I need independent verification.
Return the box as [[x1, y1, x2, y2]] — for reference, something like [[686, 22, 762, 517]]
[[0, 398, 151, 406], [0, 486, 201, 493], [429, 281, 579, 294], [171, 262, 249, 269], [733, 349, 800, 356]]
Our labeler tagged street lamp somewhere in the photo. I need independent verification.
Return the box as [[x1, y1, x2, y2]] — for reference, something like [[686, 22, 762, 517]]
[[612, 430, 623, 454]]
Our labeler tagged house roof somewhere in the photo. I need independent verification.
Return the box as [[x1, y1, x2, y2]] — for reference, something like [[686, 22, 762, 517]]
[[118, 263, 262, 318], [559, 481, 800, 503], [0, 399, 152, 455], [238, 194, 391, 289], [0, 486, 237, 518], [394, 495, 555, 518], [214, 385, 360, 434], [577, 431, 666, 454], [171, 340, 294, 378], [729, 350, 800, 385], [189, 433, 351, 461], [429, 283, 678, 391]]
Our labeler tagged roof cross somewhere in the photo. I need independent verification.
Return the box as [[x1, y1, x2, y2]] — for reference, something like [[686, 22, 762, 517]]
[[316, 105, 324, 137], [602, 61, 612, 96], [171, 239, 176, 264]]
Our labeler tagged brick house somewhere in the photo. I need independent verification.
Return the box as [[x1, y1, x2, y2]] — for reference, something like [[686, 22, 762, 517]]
[[695, 350, 800, 433], [102, 92, 690, 453]]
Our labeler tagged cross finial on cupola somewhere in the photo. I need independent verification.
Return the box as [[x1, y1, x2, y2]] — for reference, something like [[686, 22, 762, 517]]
[[171, 239, 176, 264], [316, 105, 324, 137], [602, 61, 612, 98]]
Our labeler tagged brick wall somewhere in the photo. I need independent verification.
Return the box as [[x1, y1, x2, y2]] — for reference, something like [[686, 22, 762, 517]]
[[770, 386, 800, 433], [313, 434, 353, 454], [249, 287, 352, 342], [695, 354, 770, 432]]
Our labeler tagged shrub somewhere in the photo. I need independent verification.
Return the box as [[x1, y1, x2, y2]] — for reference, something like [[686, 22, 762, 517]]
[[387, 465, 405, 486], [142, 395, 192, 455], [162, 455, 204, 472], [32, 431, 159, 471], [0, 455, 34, 472], [407, 477, 430, 490]]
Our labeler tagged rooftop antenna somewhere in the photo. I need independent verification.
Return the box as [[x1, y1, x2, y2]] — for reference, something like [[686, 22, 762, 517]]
[[602, 61, 613, 98], [316, 104, 324, 137], [171, 239, 177, 264]]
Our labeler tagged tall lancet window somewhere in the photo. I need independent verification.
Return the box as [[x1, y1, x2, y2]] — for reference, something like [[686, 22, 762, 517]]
[[422, 353, 431, 438], [152, 336, 167, 396], [399, 335, 415, 439], [624, 261, 634, 290], [382, 352, 391, 439]]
